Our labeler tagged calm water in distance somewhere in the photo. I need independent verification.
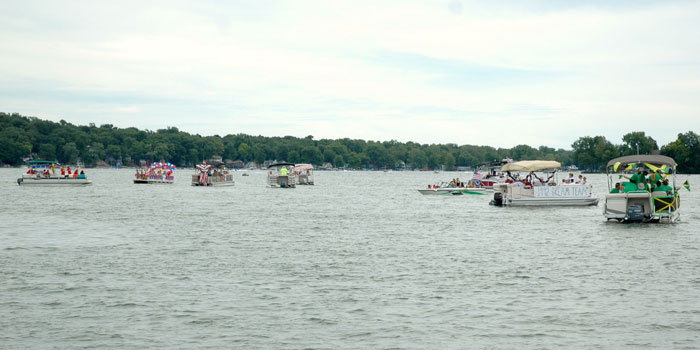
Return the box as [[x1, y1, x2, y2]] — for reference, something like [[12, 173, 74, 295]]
[[1, 169, 699, 349]]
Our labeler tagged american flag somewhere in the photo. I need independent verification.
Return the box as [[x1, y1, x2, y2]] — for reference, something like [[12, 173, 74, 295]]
[[472, 171, 483, 186]]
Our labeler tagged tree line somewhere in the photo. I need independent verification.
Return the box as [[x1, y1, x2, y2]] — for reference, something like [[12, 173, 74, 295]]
[[1, 112, 698, 173]]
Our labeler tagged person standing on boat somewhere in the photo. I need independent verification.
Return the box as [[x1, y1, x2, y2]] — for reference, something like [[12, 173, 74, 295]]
[[623, 168, 644, 184], [280, 166, 288, 176]]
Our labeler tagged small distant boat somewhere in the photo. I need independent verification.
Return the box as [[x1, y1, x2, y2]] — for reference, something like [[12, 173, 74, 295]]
[[192, 159, 235, 187], [295, 163, 314, 185], [17, 160, 92, 186], [267, 162, 296, 188], [603, 155, 680, 223], [134, 162, 175, 184], [490, 160, 598, 206]]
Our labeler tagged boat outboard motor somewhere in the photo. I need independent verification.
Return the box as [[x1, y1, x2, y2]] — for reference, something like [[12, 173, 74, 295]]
[[279, 176, 288, 188], [490, 192, 504, 206], [17, 178, 23, 185], [626, 205, 645, 222]]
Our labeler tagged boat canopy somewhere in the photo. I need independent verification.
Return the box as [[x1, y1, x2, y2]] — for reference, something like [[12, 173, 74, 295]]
[[476, 160, 508, 168], [501, 160, 561, 172], [294, 163, 314, 171], [268, 162, 295, 169], [28, 160, 57, 165], [606, 155, 676, 169]]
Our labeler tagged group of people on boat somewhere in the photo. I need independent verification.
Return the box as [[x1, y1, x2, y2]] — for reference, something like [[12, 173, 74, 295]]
[[135, 167, 173, 180], [427, 178, 471, 189], [561, 173, 588, 185], [611, 168, 675, 195], [26, 165, 85, 179]]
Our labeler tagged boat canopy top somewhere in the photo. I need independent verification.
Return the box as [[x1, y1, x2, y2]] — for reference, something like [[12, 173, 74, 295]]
[[28, 160, 57, 165], [294, 163, 314, 171], [606, 155, 676, 169], [268, 162, 295, 169], [476, 160, 509, 168], [501, 160, 562, 172]]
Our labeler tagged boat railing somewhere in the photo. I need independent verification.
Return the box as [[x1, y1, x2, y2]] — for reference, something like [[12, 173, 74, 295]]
[[268, 174, 297, 187]]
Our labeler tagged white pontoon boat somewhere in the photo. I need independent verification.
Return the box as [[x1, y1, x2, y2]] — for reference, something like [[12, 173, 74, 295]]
[[295, 164, 314, 185], [17, 161, 92, 186], [192, 160, 235, 187], [267, 162, 297, 188], [491, 160, 598, 206], [603, 155, 680, 223]]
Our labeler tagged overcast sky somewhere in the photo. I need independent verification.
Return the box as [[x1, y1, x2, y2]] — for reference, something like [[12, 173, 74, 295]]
[[1, 0, 699, 148]]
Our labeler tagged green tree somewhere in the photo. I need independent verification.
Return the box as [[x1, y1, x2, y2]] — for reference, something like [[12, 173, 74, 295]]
[[621, 131, 658, 155]]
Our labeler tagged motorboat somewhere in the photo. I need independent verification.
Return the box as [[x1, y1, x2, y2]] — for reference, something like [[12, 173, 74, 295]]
[[17, 160, 92, 186], [134, 162, 175, 184], [295, 163, 315, 185], [192, 159, 235, 187], [267, 162, 297, 188], [418, 182, 486, 196], [472, 160, 509, 189], [490, 160, 598, 206], [603, 155, 680, 223]]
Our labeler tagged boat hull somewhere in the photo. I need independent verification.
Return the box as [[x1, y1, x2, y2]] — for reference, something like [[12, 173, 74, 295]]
[[603, 193, 680, 223], [492, 184, 598, 207], [506, 197, 599, 206], [18, 177, 92, 186], [418, 188, 486, 195], [134, 179, 173, 184]]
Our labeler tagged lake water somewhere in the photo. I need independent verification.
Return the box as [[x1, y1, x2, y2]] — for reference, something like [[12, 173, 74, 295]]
[[1, 169, 699, 349]]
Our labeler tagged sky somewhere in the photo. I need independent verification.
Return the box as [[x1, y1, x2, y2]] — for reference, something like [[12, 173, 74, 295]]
[[1, 0, 699, 149]]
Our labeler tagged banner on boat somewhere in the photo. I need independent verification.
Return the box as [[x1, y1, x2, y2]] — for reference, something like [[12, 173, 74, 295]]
[[533, 186, 591, 198]]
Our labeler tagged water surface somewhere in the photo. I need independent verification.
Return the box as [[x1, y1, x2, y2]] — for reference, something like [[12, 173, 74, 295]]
[[1, 169, 699, 349]]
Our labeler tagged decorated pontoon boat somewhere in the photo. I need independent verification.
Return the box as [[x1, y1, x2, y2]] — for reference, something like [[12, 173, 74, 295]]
[[491, 160, 598, 206], [267, 163, 296, 188], [603, 155, 680, 223], [134, 162, 176, 184], [17, 160, 92, 186], [192, 160, 235, 187]]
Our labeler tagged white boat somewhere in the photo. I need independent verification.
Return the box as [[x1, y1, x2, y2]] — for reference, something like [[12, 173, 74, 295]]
[[603, 155, 680, 223], [192, 160, 235, 187], [418, 184, 486, 196], [267, 162, 297, 188], [134, 162, 176, 184], [295, 163, 315, 185], [17, 161, 92, 186], [490, 160, 598, 206]]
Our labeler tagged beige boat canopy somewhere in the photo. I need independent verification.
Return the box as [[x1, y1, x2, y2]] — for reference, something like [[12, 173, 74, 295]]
[[606, 155, 676, 169], [501, 160, 562, 172]]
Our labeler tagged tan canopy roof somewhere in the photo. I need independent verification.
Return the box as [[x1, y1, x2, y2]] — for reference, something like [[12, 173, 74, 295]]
[[501, 160, 562, 172], [606, 155, 676, 169]]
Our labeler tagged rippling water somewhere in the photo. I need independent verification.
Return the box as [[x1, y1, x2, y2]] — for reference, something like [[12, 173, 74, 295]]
[[1, 169, 699, 349]]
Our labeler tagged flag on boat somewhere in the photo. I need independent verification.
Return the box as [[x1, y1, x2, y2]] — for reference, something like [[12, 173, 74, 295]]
[[683, 180, 690, 191], [613, 161, 621, 171], [472, 170, 482, 186]]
